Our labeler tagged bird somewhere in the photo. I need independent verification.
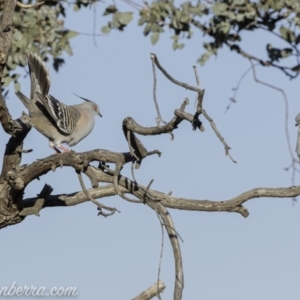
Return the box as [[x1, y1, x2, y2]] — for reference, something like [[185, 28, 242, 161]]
[[15, 53, 102, 153], [295, 113, 300, 160]]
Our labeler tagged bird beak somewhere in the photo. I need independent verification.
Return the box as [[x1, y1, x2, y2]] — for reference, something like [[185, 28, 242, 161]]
[[98, 111, 102, 118]]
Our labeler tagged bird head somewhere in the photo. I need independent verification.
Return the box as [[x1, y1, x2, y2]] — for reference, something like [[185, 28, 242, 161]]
[[74, 93, 102, 117], [92, 103, 102, 117]]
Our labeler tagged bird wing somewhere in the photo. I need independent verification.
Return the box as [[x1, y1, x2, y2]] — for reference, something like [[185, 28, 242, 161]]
[[36, 92, 81, 134]]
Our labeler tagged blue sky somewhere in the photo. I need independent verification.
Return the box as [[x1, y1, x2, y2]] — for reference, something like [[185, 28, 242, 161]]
[[0, 3, 300, 299]]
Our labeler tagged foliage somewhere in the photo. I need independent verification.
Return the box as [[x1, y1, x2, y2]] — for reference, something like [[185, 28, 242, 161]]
[[0, 0, 80, 89], [2, 0, 300, 90]]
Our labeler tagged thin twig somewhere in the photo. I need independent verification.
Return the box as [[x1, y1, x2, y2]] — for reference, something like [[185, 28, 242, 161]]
[[92, 5, 98, 48], [202, 109, 237, 163], [156, 213, 164, 300], [76, 171, 120, 216], [131, 161, 138, 183], [249, 60, 294, 160], [77, 32, 104, 37], [151, 54, 167, 126], [193, 66, 235, 162], [226, 63, 259, 113], [143, 179, 154, 202], [193, 65, 203, 110]]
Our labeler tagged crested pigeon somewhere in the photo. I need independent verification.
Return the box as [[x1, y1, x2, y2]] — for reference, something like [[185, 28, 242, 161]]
[[16, 53, 101, 153]]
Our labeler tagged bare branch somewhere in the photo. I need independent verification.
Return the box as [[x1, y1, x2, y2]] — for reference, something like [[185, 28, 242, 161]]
[[19, 150, 135, 187], [150, 54, 166, 126], [146, 203, 183, 300], [19, 164, 300, 222], [201, 109, 237, 163], [150, 53, 203, 95], [151, 53, 234, 163], [76, 171, 120, 217], [21, 184, 122, 213], [132, 281, 166, 300], [226, 63, 259, 112]]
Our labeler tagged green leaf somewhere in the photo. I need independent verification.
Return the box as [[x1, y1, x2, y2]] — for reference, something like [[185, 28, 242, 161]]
[[73, 3, 80, 11], [103, 5, 118, 16], [64, 44, 73, 55], [138, 16, 148, 26], [14, 81, 21, 92], [13, 30, 22, 41], [232, 0, 245, 5], [218, 22, 230, 34], [116, 12, 133, 25], [181, 2, 191, 13], [101, 26, 111, 34], [180, 12, 190, 23], [198, 52, 212, 65], [151, 32, 159, 45], [280, 27, 295, 43], [143, 23, 152, 36], [6, 56, 16, 70], [64, 30, 79, 39], [1, 76, 12, 87], [212, 3, 228, 16]]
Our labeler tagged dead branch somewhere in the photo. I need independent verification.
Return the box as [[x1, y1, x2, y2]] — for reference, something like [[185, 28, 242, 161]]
[[146, 203, 183, 300], [132, 280, 166, 300], [76, 171, 120, 217], [20, 184, 123, 215], [19, 163, 300, 220], [150, 54, 166, 126], [150, 53, 235, 162], [150, 53, 203, 94]]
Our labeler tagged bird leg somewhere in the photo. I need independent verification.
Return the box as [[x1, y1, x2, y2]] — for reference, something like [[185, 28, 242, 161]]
[[54, 145, 71, 153], [49, 142, 70, 153]]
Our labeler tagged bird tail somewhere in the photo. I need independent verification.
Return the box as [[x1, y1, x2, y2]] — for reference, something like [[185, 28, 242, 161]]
[[27, 53, 51, 98], [15, 91, 30, 109]]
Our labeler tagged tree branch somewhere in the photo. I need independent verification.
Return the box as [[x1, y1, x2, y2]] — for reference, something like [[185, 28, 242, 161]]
[[132, 281, 166, 300], [20, 165, 300, 220], [146, 202, 183, 300]]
